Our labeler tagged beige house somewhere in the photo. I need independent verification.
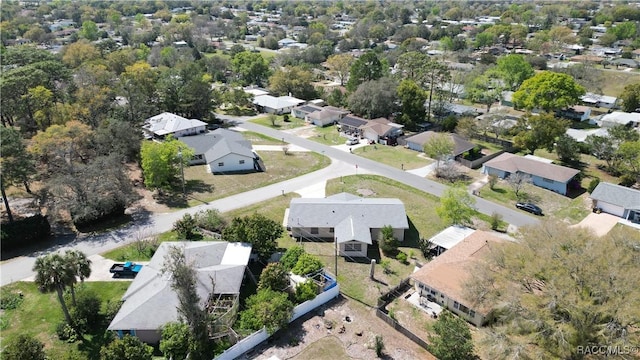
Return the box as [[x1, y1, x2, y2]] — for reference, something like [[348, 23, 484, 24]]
[[411, 230, 506, 326]]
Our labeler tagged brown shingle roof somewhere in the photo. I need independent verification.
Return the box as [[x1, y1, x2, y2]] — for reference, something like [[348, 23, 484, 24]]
[[410, 231, 506, 315], [483, 153, 580, 183]]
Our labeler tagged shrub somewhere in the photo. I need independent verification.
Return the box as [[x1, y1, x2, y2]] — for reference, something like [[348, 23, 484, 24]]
[[71, 289, 102, 334], [193, 209, 227, 233], [56, 322, 79, 343], [173, 213, 198, 240], [292, 253, 323, 276], [280, 246, 305, 271], [0, 292, 23, 310], [379, 225, 399, 256], [3, 334, 46, 360], [619, 174, 636, 187], [490, 212, 503, 231], [103, 300, 123, 324], [395, 252, 408, 264], [374, 335, 385, 357], [380, 259, 392, 274], [488, 174, 498, 190], [295, 279, 318, 303], [0, 214, 50, 252], [587, 178, 600, 194]]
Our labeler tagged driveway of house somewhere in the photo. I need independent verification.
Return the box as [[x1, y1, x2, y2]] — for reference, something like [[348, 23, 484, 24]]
[[571, 212, 619, 237]]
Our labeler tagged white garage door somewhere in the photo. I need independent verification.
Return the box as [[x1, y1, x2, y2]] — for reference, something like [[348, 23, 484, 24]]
[[597, 201, 625, 217]]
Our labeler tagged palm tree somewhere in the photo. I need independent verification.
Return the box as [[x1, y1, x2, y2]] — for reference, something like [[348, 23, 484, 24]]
[[64, 250, 92, 306], [33, 253, 76, 325]]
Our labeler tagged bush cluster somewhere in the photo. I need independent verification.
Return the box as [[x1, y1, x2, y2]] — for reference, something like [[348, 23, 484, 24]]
[[0, 215, 51, 252]]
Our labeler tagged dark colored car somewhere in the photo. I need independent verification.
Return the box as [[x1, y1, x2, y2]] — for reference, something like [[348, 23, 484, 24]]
[[516, 202, 543, 216]]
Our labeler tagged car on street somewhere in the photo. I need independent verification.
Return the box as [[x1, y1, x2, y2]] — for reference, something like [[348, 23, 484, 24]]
[[516, 202, 543, 216]]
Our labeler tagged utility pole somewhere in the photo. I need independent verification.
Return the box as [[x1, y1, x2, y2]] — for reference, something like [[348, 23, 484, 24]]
[[178, 149, 186, 198]]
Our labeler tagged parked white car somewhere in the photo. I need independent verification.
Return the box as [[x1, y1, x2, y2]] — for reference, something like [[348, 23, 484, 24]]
[[345, 137, 359, 145]]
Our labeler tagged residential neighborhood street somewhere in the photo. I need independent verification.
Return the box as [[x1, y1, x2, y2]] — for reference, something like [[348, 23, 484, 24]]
[[0, 115, 538, 286]]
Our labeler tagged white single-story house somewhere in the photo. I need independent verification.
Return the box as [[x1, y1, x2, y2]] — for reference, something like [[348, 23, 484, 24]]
[[253, 95, 306, 114], [244, 86, 269, 97], [566, 127, 609, 142], [405, 131, 476, 160], [291, 104, 323, 119], [411, 230, 506, 327], [580, 92, 618, 109], [361, 118, 404, 144], [557, 105, 591, 121], [590, 182, 640, 222], [286, 193, 409, 257], [482, 153, 580, 195], [306, 106, 349, 127], [179, 129, 259, 173], [436, 103, 481, 117], [597, 111, 640, 128], [143, 112, 207, 139], [108, 241, 252, 344]]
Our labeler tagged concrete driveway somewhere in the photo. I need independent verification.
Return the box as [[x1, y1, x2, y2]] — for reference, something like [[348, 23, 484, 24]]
[[571, 212, 620, 237]]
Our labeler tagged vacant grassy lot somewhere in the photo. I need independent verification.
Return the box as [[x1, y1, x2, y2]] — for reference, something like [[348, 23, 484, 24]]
[[176, 151, 329, 208], [242, 131, 284, 145], [0, 282, 129, 359], [308, 125, 345, 145], [250, 115, 307, 130], [353, 145, 433, 170], [478, 180, 590, 224], [599, 69, 640, 97]]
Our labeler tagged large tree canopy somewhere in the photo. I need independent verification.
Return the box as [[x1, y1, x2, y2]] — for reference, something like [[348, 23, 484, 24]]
[[513, 112, 569, 154], [347, 77, 398, 119], [619, 82, 640, 113], [231, 51, 271, 86], [222, 213, 283, 261], [512, 71, 585, 112], [495, 54, 534, 91], [346, 51, 384, 92], [468, 222, 640, 359]]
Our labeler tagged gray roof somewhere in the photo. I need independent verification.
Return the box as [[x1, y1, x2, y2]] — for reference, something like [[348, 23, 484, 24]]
[[591, 182, 640, 210], [405, 131, 476, 156], [144, 112, 207, 136], [340, 115, 368, 128], [287, 192, 409, 242], [483, 153, 580, 183], [108, 241, 251, 332], [179, 129, 254, 162]]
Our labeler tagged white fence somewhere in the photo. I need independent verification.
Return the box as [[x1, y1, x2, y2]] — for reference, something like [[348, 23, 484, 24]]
[[214, 283, 340, 360]]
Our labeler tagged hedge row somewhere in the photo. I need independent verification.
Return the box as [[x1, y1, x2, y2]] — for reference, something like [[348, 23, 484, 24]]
[[1, 214, 51, 252]]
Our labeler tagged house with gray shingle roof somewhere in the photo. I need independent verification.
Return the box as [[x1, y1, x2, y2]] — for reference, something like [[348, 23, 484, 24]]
[[482, 153, 580, 195], [107, 241, 252, 344], [286, 193, 409, 257], [590, 182, 640, 221], [179, 129, 259, 173], [405, 131, 476, 161]]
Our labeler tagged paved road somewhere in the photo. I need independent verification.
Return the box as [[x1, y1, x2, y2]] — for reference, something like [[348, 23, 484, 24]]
[[1, 115, 538, 286]]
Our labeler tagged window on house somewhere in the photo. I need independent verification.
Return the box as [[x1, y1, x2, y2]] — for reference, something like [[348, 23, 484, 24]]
[[344, 243, 362, 252], [239, 160, 245, 164], [469, 310, 476, 318], [430, 289, 437, 295], [310, 227, 318, 234], [542, 178, 554, 183], [194, 154, 203, 160], [459, 303, 470, 314], [218, 162, 224, 167], [329, 227, 334, 233], [453, 301, 459, 309]]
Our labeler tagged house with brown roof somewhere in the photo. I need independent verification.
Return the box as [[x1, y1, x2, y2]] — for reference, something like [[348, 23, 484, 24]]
[[361, 118, 404, 144], [482, 153, 580, 195], [305, 106, 349, 126], [410, 230, 506, 327], [405, 131, 476, 161]]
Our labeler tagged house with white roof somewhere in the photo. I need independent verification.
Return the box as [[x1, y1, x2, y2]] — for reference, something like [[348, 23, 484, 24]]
[[581, 92, 618, 109], [427, 225, 476, 257], [108, 241, 252, 344], [286, 193, 409, 257], [143, 112, 207, 139], [597, 112, 640, 128], [253, 95, 306, 114], [179, 129, 259, 173]]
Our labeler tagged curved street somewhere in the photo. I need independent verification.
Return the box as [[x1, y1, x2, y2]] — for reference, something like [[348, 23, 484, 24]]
[[1, 115, 538, 286]]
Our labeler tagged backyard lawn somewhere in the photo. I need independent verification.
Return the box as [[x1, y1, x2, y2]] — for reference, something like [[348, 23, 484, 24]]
[[0, 282, 130, 359], [353, 145, 433, 170], [178, 151, 329, 208]]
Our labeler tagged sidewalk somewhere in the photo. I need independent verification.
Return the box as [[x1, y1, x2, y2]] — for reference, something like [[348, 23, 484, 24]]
[[468, 174, 489, 194]]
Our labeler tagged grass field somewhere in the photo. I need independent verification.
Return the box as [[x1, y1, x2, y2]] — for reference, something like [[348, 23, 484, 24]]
[[353, 145, 433, 170], [242, 131, 285, 145], [249, 115, 307, 130], [0, 282, 130, 359], [307, 125, 345, 146], [599, 69, 640, 97], [167, 151, 329, 208]]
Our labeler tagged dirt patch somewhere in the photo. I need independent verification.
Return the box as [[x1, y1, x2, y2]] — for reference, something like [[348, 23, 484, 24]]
[[250, 296, 434, 360], [126, 164, 171, 214], [356, 188, 376, 197]]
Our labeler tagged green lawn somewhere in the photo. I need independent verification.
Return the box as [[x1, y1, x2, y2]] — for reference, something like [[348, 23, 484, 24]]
[[242, 131, 285, 145], [599, 69, 640, 97], [353, 145, 433, 170], [249, 115, 307, 130], [101, 231, 179, 261], [156, 151, 329, 209], [0, 282, 129, 359], [478, 180, 590, 224], [307, 125, 344, 146]]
